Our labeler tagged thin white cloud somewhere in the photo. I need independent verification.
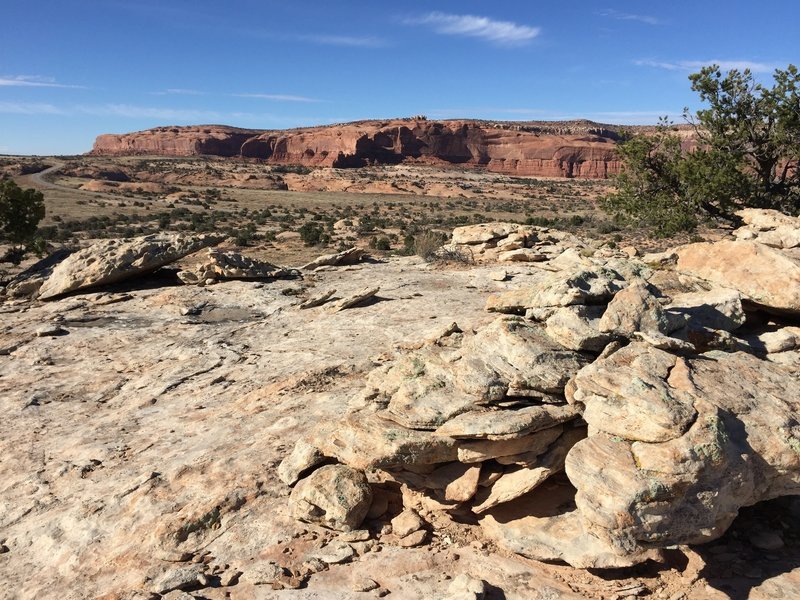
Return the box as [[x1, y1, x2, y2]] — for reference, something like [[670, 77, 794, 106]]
[[0, 75, 85, 89], [76, 104, 221, 121], [407, 12, 540, 46], [233, 93, 321, 103], [297, 34, 386, 48], [635, 59, 779, 73], [599, 9, 661, 25], [150, 88, 206, 96], [0, 101, 66, 115]]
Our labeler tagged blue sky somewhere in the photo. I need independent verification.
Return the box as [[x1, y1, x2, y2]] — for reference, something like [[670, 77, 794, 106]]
[[1, 0, 797, 155]]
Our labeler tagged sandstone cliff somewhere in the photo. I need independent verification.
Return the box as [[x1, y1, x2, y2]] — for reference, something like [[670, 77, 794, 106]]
[[91, 118, 630, 179]]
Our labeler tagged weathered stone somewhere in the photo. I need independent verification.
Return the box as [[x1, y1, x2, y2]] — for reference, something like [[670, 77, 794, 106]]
[[177, 249, 294, 285], [445, 574, 487, 600], [451, 223, 525, 245], [598, 281, 685, 337], [330, 287, 380, 312], [242, 561, 283, 585], [302, 247, 366, 270], [278, 440, 326, 486], [482, 510, 663, 569], [38, 234, 222, 299], [309, 412, 459, 469], [465, 317, 592, 395], [308, 540, 355, 564], [434, 404, 578, 441], [631, 331, 696, 352], [397, 529, 428, 548], [472, 427, 584, 513], [391, 509, 424, 538], [667, 288, 745, 332], [150, 566, 204, 594], [498, 248, 547, 263], [675, 240, 800, 314], [298, 288, 336, 309], [742, 327, 800, 354], [424, 463, 481, 502], [569, 343, 697, 442], [486, 267, 625, 313], [567, 344, 800, 558], [544, 305, 612, 352], [289, 465, 373, 531], [456, 426, 563, 463]]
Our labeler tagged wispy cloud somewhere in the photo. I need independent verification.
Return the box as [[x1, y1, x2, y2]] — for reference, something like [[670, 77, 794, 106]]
[[635, 59, 779, 73], [233, 93, 321, 103], [297, 34, 386, 48], [0, 75, 85, 89], [150, 88, 206, 96], [598, 9, 661, 25], [406, 12, 540, 46], [0, 101, 66, 115]]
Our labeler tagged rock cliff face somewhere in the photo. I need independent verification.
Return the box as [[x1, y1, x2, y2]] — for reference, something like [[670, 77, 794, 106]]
[[91, 119, 627, 178], [92, 125, 263, 158]]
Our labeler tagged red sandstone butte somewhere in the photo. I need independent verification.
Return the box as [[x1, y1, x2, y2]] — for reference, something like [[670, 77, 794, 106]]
[[90, 118, 645, 179]]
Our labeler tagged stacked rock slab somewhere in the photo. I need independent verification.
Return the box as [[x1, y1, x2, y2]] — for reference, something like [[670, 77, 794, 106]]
[[176, 248, 296, 285], [443, 223, 587, 264], [37, 233, 223, 299], [281, 218, 800, 569]]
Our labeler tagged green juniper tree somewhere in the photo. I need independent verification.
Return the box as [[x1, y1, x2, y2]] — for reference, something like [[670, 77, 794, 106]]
[[603, 64, 800, 235], [0, 178, 46, 263]]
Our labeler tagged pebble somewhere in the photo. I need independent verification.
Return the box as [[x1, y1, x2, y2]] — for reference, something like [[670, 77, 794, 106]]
[[338, 529, 371, 542], [218, 569, 242, 586], [352, 578, 380, 592], [309, 540, 355, 564], [150, 566, 204, 595], [242, 561, 283, 585], [398, 529, 428, 548], [391, 509, 424, 538], [35, 324, 69, 337]]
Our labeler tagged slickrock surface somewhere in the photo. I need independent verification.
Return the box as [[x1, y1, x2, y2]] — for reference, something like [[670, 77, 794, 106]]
[[3, 214, 800, 599], [91, 119, 629, 178]]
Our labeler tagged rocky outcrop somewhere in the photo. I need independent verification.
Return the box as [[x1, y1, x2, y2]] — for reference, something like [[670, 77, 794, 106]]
[[281, 215, 800, 571], [37, 233, 223, 299], [91, 125, 262, 157], [176, 249, 296, 286], [90, 119, 635, 179]]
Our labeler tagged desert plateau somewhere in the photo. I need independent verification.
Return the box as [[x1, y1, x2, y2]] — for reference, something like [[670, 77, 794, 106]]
[[2, 3, 799, 600]]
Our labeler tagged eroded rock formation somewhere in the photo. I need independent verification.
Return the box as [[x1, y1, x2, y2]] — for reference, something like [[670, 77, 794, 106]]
[[91, 119, 631, 178]]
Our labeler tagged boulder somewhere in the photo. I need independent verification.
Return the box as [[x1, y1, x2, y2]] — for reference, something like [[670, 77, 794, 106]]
[[301, 247, 366, 270], [329, 287, 380, 312], [277, 440, 326, 486], [176, 249, 294, 285], [568, 343, 697, 442], [486, 267, 625, 313], [433, 404, 578, 441], [451, 223, 525, 246], [565, 344, 800, 559], [666, 288, 745, 332], [38, 234, 222, 299], [544, 305, 613, 352], [306, 412, 459, 470], [675, 240, 800, 314], [598, 281, 685, 337], [289, 465, 373, 531]]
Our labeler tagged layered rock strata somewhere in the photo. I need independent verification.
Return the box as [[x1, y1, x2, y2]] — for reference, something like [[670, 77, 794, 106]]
[[91, 119, 628, 178], [282, 214, 800, 569]]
